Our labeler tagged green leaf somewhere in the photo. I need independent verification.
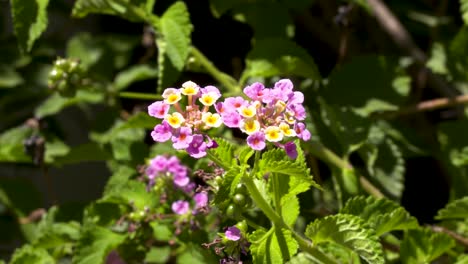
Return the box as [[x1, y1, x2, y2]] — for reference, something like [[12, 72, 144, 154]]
[[117, 112, 157, 130], [282, 196, 300, 226], [10, 0, 50, 53], [72, 0, 149, 21], [341, 196, 419, 236], [103, 165, 136, 195], [155, 38, 181, 91], [35, 90, 104, 119], [150, 222, 173, 242], [32, 206, 80, 249], [176, 243, 218, 264], [73, 225, 126, 264], [145, 246, 171, 263], [0, 125, 33, 162], [44, 137, 70, 163], [159, 2, 193, 71], [213, 165, 242, 204], [426, 42, 448, 75], [242, 38, 320, 84], [456, 254, 468, 264], [286, 252, 316, 264], [436, 196, 468, 220], [101, 181, 155, 211], [249, 227, 298, 264], [305, 214, 384, 264], [0, 66, 24, 88], [10, 245, 54, 264], [400, 228, 455, 264], [207, 137, 235, 169], [259, 149, 320, 197], [360, 138, 405, 199], [114, 64, 158, 91], [461, 0, 468, 25]]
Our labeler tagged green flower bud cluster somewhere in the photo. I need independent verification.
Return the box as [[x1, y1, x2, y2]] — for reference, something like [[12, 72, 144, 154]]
[[48, 58, 85, 97]]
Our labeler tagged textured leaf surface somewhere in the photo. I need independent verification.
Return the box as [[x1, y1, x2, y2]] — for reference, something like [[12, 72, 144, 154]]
[[305, 214, 384, 264], [10, 245, 54, 264], [400, 228, 455, 264], [436, 196, 468, 220], [341, 196, 418, 236], [72, 0, 149, 21], [102, 181, 154, 211], [249, 228, 298, 264], [159, 2, 192, 70], [11, 0, 50, 52], [207, 138, 235, 169], [73, 225, 126, 264]]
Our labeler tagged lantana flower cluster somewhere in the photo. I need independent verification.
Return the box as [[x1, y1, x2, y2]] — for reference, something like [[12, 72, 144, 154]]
[[148, 81, 221, 158], [216, 79, 310, 157], [148, 79, 311, 158], [145, 155, 208, 215]]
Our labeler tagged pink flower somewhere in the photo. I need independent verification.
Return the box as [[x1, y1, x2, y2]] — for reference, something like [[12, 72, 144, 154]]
[[201, 85, 221, 97], [172, 127, 193, 150], [247, 132, 266, 151], [194, 192, 208, 209], [294, 123, 311, 141], [173, 174, 190, 187], [186, 134, 207, 158], [147, 155, 168, 178], [148, 101, 169, 119], [172, 200, 190, 215], [243, 82, 265, 101], [221, 111, 242, 128], [151, 121, 172, 142], [224, 97, 247, 110], [225, 226, 241, 241], [288, 91, 304, 105]]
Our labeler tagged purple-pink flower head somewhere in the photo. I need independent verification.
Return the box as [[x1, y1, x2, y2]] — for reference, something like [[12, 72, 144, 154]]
[[172, 127, 193, 150], [225, 226, 241, 241], [247, 132, 266, 151], [148, 81, 225, 158], [194, 192, 208, 209], [172, 200, 190, 215], [148, 101, 170, 119], [223, 79, 311, 151], [186, 134, 208, 158], [243, 82, 265, 101], [151, 121, 172, 142]]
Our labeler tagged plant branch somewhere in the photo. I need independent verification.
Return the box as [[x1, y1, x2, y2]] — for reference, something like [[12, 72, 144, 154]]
[[430, 225, 468, 249], [190, 47, 240, 94], [308, 141, 385, 198], [118, 91, 162, 100], [373, 94, 468, 119], [366, 0, 460, 100]]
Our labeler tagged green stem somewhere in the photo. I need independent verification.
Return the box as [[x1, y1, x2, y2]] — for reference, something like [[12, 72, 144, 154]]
[[308, 141, 385, 198], [190, 47, 239, 94], [242, 175, 338, 264], [118, 91, 162, 100]]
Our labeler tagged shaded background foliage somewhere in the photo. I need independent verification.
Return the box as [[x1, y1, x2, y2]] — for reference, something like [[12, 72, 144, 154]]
[[1, 0, 468, 262]]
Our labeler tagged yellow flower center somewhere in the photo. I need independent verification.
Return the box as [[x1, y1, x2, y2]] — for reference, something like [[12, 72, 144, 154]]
[[166, 93, 181, 104], [241, 119, 260, 135], [239, 106, 256, 118], [202, 113, 222, 127], [279, 123, 296, 137], [265, 126, 283, 142], [165, 113, 185, 128], [200, 93, 218, 106]]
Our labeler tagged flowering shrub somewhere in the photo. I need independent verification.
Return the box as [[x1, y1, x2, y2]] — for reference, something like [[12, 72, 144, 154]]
[[2, 1, 468, 264]]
